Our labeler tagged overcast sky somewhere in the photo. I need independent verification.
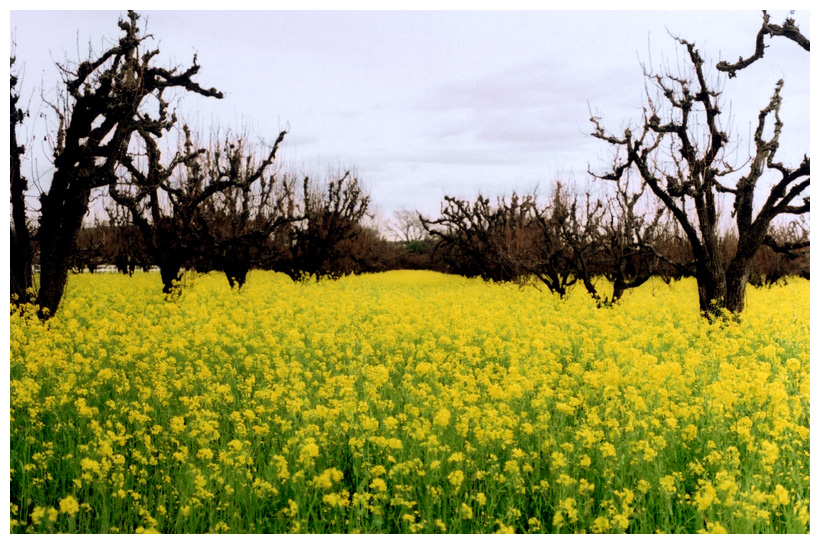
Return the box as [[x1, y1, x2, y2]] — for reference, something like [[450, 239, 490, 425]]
[[8, 8, 812, 223]]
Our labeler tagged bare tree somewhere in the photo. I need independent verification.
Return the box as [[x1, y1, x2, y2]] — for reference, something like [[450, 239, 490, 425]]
[[591, 14, 809, 316], [535, 184, 605, 300], [421, 193, 538, 283], [110, 126, 286, 294], [276, 172, 371, 281], [12, 11, 223, 317], [198, 138, 296, 288], [71, 221, 110, 274], [390, 209, 426, 243], [10, 56, 34, 303], [103, 201, 150, 275], [596, 178, 674, 304]]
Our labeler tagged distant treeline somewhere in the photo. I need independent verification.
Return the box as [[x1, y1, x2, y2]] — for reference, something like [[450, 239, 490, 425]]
[[30, 179, 809, 308]]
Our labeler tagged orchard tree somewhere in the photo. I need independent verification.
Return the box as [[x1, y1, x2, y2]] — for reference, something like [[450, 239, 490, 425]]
[[390, 209, 430, 255], [10, 11, 223, 317], [420, 193, 539, 283], [71, 222, 110, 274], [198, 135, 296, 288], [533, 184, 604, 299], [277, 172, 370, 281], [103, 201, 151, 275], [420, 188, 592, 296], [595, 178, 674, 304], [110, 126, 287, 294], [591, 12, 809, 316], [10, 57, 33, 302]]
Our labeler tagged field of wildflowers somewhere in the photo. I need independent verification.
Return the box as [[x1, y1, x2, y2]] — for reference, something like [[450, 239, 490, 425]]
[[9, 270, 809, 533]]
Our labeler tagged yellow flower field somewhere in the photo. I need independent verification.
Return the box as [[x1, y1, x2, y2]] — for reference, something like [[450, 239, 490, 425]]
[[9, 271, 810, 533]]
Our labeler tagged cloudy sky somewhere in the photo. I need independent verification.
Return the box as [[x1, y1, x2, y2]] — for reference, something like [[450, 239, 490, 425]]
[[9, 8, 811, 223]]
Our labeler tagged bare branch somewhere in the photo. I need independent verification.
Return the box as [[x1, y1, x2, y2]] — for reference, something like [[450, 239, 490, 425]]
[[717, 11, 810, 77]]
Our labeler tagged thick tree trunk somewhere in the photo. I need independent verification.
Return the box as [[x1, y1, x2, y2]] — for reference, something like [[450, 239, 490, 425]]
[[723, 220, 772, 313], [10, 92, 33, 303], [10, 228, 33, 304], [725, 258, 750, 314], [36, 252, 72, 318], [611, 280, 626, 304], [695, 257, 727, 316], [217, 244, 252, 289], [115, 254, 130, 275], [35, 184, 91, 317], [607, 257, 653, 305], [724, 229, 767, 314], [224, 266, 249, 289], [579, 275, 600, 302], [159, 260, 183, 295]]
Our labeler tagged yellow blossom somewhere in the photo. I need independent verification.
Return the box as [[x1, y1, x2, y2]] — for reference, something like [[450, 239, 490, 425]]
[[59, 495, 80, 516]]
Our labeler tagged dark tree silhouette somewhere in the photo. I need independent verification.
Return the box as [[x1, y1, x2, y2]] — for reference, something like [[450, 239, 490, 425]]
[[110, 127, 286, 294], [71, 221, 110, 274], [12, 11, 223, 317], [532, 184, 604, 299], [198, 136, 296, 288], [421, 183, 692, 304], [420, 193, 540, 283], [103, 201, 151, 275], [595, 178, 673, 304], [420, 188, 594, 297], [277, 172, 370, 281], [10, 57, 33, 303]]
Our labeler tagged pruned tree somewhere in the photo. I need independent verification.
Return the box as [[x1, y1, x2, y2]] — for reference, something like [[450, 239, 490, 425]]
[[71, 221, 110, 274], [12, 11, 223, 317], [390, 209, 426, 244], [276, 172, 371, 281], [596, 177, 675, 304], [716, 10, 811, 289], [421, 187, 611, 298], [10, 56, 34, 303], [420, 193, 539, 283], [591, 13, 809, 316], [535, 184, 605, 300], [110, 126, 207, 293], [389, 209, 430, 254], [110, 126, 286, 294], [198, 136, 296, 288], [103, 200, 150, 275]]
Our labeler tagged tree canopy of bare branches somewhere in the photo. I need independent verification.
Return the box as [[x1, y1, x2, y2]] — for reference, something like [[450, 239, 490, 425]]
[[197, 136, 297, 288], [591, 13, 809, 316], [12, 11, 224, 317], [421, 193, 540, 284], [110, 126, 287, 293], [276, 172, 371, 282]]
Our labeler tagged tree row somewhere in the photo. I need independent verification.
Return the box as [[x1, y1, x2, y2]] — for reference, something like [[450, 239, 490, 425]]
[[10, 11, 810, 319]]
